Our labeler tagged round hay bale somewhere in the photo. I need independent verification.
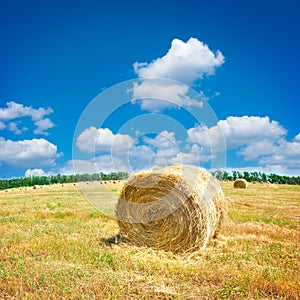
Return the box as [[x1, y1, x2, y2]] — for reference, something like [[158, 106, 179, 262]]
[[116, 164, 226, 252], [233, 179, 248, 189]]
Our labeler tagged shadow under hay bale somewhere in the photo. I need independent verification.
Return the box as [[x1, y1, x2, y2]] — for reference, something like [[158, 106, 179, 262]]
[[233, 179, 248, 189], [101, 234, 126, 246], [116, 164, 226, 253]]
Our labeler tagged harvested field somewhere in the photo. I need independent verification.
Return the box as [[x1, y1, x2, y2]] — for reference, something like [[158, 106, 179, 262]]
[[0, 181, 299, 299]]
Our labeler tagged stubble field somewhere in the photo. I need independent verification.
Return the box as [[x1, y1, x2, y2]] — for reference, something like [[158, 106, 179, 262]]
[[0, 181, 299, 299]]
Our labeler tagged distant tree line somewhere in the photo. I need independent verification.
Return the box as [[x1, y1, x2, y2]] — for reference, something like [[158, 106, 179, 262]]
[[1, 170, 300, 190], [0, 172, 129, 190], [212, 170, 300, 185]]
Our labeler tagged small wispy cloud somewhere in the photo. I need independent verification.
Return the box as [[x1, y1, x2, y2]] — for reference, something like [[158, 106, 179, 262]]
[[0, 121, 5, 130], [34, 118, 55, 135], [0, 101, 55, 135], [7, 121, 28, 135]]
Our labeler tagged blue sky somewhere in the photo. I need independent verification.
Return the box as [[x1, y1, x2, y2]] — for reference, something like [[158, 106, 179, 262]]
[[0, 0, 299, 178]]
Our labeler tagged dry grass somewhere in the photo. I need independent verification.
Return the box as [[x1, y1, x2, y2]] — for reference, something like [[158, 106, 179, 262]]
[[0, 181, 299, 299]]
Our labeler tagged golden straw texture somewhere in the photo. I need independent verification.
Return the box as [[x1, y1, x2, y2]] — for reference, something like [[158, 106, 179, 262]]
[[233, 179, 248, 189], [116, 164, 226, 252]]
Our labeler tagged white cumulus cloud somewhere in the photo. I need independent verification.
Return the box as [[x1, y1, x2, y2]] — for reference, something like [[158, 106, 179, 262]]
[[238, 140, 278, 160], [25, 168, 49, 177], [73, 116, 300, 175], [138, 130, 212, 168], [293, 132, 300, 142], [174, 144, 203, 165], [188, 115, 300, 173], [61, 159, 98, 175], [74, 128, 218, 173], [128, 144, 155, 171], [134, 37, 224, 84], [131, 80, 204, 112], [258, 140, 300, 170], [63, 155, 132, 175], [131, 37, 224, 112], [218, 116, 286, 148], [143, 130, 178, 151], [0, 101, 53, 120], [188, 116, 286, 152], [0, 137, 60, 168], [76, 127, 135, 154]]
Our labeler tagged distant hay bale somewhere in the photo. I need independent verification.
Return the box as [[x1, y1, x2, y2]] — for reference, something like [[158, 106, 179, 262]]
[[116, 164, 226, 253], [233, 179, 248, 189]]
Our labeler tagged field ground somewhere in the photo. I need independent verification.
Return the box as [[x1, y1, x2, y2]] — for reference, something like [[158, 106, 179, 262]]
[[0, 181, 299, 299]]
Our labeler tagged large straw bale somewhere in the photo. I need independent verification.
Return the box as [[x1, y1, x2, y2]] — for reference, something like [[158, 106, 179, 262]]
[[116, 164, 226, 252]]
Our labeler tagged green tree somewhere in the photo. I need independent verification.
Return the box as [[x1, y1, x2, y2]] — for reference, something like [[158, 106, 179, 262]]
[[243, 171, 250, 182], [232, 171, 237, 180], [222, 171, 229, 180], [261, 173, 267, 182]]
